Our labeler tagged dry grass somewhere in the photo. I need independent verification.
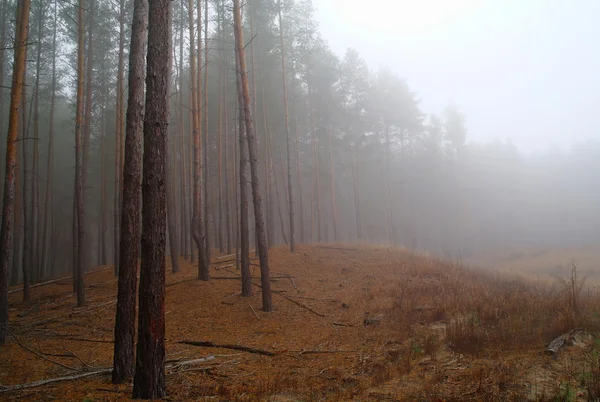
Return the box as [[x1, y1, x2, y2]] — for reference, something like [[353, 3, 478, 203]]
[[1, 244, 600, 401]]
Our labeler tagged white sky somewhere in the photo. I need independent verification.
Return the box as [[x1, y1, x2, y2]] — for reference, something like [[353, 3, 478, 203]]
[[312, 0, 600, 153]]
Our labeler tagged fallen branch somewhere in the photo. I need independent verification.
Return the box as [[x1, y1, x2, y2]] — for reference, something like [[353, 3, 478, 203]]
[[168, 355, 215, 370], [298, 349, 357, 355], [4, 327, 79, 371], [8, 266, 113, 294], [0, 369, 112, 393], [51, 337, 112, 344], [275, 293, 325, 317], [179, 340, 276, 356], [166, 278, 196, 287], [248, 304, 260, 321], [333, 322, 354, 327], [215, 249, 255, 261], [317, 246, 360, 252], [211, 276, 297, 281], [288, 295, 334, 302]]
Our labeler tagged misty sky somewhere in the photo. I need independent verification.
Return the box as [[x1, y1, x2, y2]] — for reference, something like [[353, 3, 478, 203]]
[[313, 0, 600, 153]]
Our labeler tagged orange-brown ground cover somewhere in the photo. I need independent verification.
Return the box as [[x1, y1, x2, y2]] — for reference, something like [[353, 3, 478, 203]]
[[1, 244, 599, 401]]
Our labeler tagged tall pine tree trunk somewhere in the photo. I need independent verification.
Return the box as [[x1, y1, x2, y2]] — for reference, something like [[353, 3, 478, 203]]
[[114, 0, 125, 275], [203, 0, 211, 268], [21, 73, 30, 302], [234, 0, 271, 311], [0, 0, 31, 345], [277, 0, 294, 252], [235, 45, 251, 297], [112, 0, 147, 384], [74, 0, 86, 307], [294, 110, 304, 243], [41, 1, 58, 275], [188, 0, 208, 280], [32, 1, 43, 281], [132, 0, 170, 394], [81, 0, 94, 273], [308, 80, 321, 242], [327, 126, 338, 242], [166, 7, 179, 274]]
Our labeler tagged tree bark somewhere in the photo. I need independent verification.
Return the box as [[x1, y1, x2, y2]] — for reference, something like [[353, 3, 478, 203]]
[[132, 0, 170, 395], [277, 0, 294, 252], [233, 0, 272, 311], [0, 0, 31, 345], [112, 0, 147, 384]]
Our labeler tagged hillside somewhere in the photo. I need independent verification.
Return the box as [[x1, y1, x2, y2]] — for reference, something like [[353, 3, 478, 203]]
[[467, 245, 600, 285], [1, 245, 599, 401]]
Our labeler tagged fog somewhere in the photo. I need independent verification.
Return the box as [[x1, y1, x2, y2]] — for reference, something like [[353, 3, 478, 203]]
[[314, 0, 600, 153], [5, 0, 600, 285]]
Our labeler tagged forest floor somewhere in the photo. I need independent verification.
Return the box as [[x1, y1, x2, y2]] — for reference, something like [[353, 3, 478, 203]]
[[1, 244, 600, 401]]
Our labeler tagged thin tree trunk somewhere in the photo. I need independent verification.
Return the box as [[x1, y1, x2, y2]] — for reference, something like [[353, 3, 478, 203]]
[[308, 81, 321, 242], [112, 0, 147, 384], [74, 0, 86, 307], [32, 1, 43, 282], [217, 2, 224, 254], [268, 131, 288, 245], [177, 0, 188, 259], [100, 62, 108, 265], [0, 0, 30, 344], [259, 61, 272, 248], [81, 0, 94, 273], [166, 136, 179, 273], [224, 50, 232, 255], [235, 45, 251, 297], [12, 158, 21, 286], [166, 2, 178, 274], [294, 109, 303, 243], [385, 125, 394, 245], [114, 0, 125, 275], [203, 0, 211, 268], [277, 0, 294, 252], [41, 0, 58, 278], [234, 0, 272, 311], [132, 0, 169, 395], [188, 0, 208, 280], [21, 63, 30, 302], [351, 149, 362, 240], [327, 126, 338, 242]]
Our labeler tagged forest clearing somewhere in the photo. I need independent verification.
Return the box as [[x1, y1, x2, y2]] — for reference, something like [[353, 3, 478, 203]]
[[2, 244, 600, 401]]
